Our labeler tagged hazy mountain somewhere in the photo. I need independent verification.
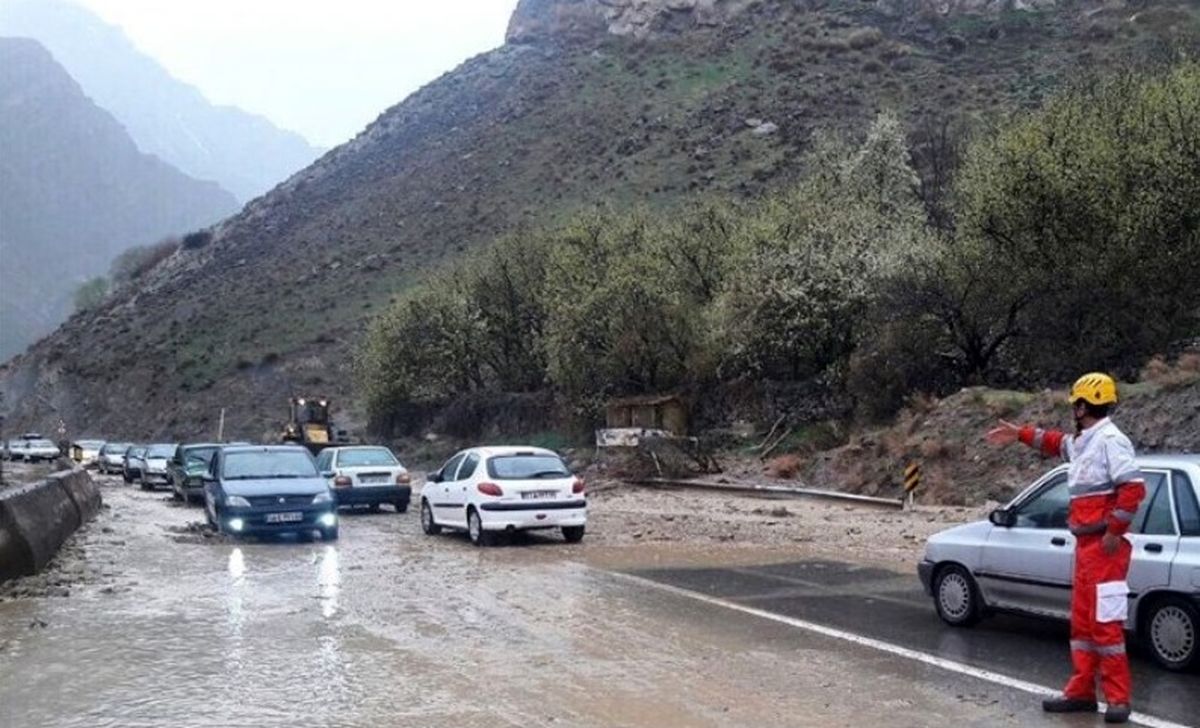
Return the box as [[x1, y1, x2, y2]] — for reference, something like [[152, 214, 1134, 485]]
[[1, 0, 1195, 437], [0, 0, 324, 201], [0, 37, 238, 360]]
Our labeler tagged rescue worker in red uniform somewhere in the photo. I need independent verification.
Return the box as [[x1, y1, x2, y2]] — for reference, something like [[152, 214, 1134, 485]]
[[987, 372, 1145, 725]]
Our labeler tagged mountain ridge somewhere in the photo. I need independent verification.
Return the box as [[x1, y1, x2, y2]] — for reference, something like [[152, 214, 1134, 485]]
[[0, 36, 239, 362], [0, 0, 324, 201], [506, 0, 1122, 42]]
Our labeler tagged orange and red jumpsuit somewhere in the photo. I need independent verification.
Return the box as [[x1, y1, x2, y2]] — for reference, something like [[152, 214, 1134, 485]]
[[1018, 418, 1145, 706]]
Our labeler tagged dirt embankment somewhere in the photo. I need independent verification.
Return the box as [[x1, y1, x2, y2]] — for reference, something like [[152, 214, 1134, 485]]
[[794, 362, 1200, 507], [581, 482, 984, 572]]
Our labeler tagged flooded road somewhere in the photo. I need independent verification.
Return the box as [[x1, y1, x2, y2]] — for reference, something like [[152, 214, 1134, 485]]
[[0, 476, 1191, 727]]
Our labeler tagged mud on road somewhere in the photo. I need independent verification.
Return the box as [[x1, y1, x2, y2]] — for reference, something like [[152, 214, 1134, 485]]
[[0, 474, 1182, 728]]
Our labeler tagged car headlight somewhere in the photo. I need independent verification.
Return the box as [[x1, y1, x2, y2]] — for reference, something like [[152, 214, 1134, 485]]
[[225, 495, 251, 508], [312, 491, 333, 504]]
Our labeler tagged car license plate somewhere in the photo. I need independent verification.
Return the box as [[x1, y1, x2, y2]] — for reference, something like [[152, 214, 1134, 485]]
[[522, 490, 556, 500], [360, 476, 388, 485], [265, 512, 303, 524]]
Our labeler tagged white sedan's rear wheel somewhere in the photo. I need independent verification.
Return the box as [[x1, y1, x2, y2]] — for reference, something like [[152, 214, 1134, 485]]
[[420, 500, 441, 535], [1145, 597, 1198, 672], [467, 508, 492, 547]]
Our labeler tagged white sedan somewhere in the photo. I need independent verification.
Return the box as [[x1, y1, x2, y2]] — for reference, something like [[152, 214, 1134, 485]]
[[315, 446, 412, 512], [918, 454, 1200, 671], [420, 446, 586, 546]]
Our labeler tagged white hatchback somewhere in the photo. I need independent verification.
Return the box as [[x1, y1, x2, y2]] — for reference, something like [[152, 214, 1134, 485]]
[[420, 446, 586, 546]]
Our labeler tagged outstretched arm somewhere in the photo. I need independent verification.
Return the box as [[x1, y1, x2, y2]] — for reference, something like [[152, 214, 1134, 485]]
[[986, 420, 1066, 458]]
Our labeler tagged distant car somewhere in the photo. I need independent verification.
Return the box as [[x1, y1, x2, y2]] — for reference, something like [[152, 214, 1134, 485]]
[[97, 442, 132, 474], [315, 446, 411, 513], [139, 443, 178, 490], [70, 439, 106, 467], [203, 445, 338, 540], [9, 438, 61, 463], [918, 455, 1200, 672], [169, 443, 224, 504], [421, 446, 586, 546], [3, 434, 50, 459], [123, 445, 147, 484]]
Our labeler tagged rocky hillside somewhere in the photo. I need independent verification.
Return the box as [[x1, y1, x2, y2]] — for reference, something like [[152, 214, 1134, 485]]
[[0, 0, 324, 201], [0, 37, 238, 362], [1, 0, 1196, 441], [797, 355, 1200, 505], [507, 0, 759, 40]]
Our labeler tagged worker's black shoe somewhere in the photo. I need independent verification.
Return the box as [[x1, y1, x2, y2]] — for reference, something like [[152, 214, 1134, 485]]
[[1104, 704, 1131, 724], [1042, 697, 1098, 713]]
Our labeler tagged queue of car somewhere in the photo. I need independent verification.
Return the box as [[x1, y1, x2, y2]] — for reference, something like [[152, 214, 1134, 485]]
[[72, 436, 587, 548]]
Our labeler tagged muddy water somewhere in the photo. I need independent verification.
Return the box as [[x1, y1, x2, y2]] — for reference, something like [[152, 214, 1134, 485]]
[[1, 478, 1051, 728]]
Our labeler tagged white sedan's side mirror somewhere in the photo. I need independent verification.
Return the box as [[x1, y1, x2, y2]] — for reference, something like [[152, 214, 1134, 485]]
[[989, 508, 1017, 528]]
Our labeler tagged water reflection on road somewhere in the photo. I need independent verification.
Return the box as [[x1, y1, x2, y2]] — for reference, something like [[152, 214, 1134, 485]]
[[2, 482, 702, 727]]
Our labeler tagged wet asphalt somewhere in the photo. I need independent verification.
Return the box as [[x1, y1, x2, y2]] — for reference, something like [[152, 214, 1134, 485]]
[[631, 560, 1199, 726], [0, 477, 1195, 728]]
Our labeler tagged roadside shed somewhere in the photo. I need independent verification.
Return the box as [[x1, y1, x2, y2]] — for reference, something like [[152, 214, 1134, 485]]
[[604, 394, 688, 436]]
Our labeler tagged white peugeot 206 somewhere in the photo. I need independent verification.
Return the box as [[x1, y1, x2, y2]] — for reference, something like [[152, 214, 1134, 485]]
[[420, 446, 586, 546]]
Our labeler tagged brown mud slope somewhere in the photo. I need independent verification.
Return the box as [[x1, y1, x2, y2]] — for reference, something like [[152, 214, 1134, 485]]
[[800, 366, 1200, 507]]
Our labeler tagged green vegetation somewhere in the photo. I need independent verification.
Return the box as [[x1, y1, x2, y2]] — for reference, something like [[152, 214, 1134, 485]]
[[71, 237, 181, 315], [360, 111, 929, 424], [110, 237, 178, 285], [72, 276, 109, 312], [361, 65, 1200, 430], [867, 62, 1200, 418]]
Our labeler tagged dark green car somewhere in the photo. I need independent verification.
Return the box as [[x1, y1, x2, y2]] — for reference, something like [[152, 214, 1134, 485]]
[[169, 444, 223, 504]]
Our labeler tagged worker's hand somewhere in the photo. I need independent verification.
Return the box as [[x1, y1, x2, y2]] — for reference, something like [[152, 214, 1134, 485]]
[[985, 420, 1021, 446], [1102, 532, 1121, 555]]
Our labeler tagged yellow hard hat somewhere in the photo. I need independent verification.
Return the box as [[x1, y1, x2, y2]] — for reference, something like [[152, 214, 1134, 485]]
[[1068, 372, 1118, 406]]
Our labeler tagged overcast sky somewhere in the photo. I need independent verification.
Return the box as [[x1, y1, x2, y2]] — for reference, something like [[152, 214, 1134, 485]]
[[75, 0, 519, 147]]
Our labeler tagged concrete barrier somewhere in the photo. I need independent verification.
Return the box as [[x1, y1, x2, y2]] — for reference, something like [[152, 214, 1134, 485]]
[[53, 469, 102, 521], [0, 469, 101, 583]]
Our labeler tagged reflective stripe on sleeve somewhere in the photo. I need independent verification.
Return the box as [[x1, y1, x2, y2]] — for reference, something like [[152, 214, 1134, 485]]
[[1111, 509, 1135, 523], [1032, 429, 1045, 451], [1111, 469, 1144, 485], [1069, 481, 1117, 499]]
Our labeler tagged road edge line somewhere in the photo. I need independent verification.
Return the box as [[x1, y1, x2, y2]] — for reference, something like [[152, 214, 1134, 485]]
[[606, 570, 1192, 728]]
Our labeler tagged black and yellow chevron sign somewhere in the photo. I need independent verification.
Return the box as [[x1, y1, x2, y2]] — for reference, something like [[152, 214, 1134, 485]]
[[904, 462, 921, 493]]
